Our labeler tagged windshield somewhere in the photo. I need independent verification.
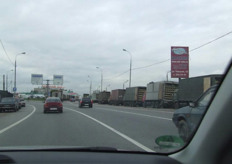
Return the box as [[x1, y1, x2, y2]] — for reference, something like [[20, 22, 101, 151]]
[[1, 98, 14, 103], [46, 98, 61, 102], [0, 0, 231, 154]]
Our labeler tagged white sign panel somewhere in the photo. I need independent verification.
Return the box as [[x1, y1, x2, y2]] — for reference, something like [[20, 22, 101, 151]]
[[31, 74, 43, 85], [53, 75, 63, 85]]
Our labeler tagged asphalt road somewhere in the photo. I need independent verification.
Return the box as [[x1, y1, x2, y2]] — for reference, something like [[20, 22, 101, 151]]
[[0, 101, 178, 152]]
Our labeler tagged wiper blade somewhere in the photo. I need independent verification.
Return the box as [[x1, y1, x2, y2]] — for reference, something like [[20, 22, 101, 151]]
[[0, 146, 118, 152], [67, 146, 118, 152]]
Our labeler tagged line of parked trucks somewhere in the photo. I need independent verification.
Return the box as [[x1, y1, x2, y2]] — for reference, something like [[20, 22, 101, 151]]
[[90, 74, 222, 109]]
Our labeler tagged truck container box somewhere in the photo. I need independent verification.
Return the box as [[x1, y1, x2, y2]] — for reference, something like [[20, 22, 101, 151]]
[[175, 74, 222, 108], [109, 89, 125, 105], [144, 81, 178, 108], [123, 87, 146, 107], [98, 91, 110, 104]]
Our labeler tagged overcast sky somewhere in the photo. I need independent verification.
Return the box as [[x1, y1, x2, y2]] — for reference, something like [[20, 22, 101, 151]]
[[0, 0, 231, 95]]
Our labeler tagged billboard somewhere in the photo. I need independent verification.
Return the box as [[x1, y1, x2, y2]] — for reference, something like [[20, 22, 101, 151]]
[[53, 75, 63, 85], [171, 46, 189, 78], [31, 74, 43, 85]]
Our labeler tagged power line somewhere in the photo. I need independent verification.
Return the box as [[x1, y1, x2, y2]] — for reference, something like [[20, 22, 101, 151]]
[[105, 30, 232, 81], [190, 30, 232, 52], [0, 40, 14, 66], [132, 59, 170, 70]]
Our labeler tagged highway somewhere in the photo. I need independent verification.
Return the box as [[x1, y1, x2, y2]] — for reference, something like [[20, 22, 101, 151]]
[[0, 101, 178, 152]]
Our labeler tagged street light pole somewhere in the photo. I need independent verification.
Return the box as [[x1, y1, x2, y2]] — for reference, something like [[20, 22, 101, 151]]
[[123, 49, 132, 88], [88, 75, 92, 95], [96, 67, 103, 92], [123, 80, 129, 89], [14, 52, 26, 95]]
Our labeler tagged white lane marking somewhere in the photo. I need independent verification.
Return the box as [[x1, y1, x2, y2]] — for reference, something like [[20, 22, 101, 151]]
[[95, 107, 172, 121], [95, 105, 174, 114], [0, 105, 36, 135], [65, 107, 155, 152]]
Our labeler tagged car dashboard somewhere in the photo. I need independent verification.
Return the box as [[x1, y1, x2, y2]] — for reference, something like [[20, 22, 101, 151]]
[[0, 150, 181, 164]]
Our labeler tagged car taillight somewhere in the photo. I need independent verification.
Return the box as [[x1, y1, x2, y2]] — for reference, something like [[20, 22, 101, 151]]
[[91, 100, 93, 104], [80, 101, 82, 104], [59, 103, 63, 107]]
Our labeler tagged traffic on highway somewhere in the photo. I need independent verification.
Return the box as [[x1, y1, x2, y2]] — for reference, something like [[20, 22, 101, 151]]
[[0, 82, 219, 152], [0, 100, 177, 152], [0, 1, 231, 163]]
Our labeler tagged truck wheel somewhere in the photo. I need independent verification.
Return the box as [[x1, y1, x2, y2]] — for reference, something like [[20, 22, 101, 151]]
[[154, 102, 159, 108], [174, 102, 179, 109], [178, 120, 189, 142], [143, 102, 147, 108]]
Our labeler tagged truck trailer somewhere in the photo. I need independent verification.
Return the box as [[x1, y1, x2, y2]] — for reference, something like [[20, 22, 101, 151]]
[[98, 91, 110, 104], [123, 87, 146, 107], [91, 90, 100, 103], [109, 89, 125, 105], [174, 74, 222, 108], [144, 81, 178, 108]]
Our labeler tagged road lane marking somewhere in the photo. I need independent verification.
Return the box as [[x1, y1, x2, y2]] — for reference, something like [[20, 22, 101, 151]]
[[0, 105, 36, 135], [65, 107, 155, 152], [64, 103, 172, 120], [95, 107, 172, 121], [94, 104, 174, 114]]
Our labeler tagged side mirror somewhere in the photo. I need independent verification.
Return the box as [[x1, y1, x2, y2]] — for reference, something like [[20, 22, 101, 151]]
[[189, 102, 196, 107]]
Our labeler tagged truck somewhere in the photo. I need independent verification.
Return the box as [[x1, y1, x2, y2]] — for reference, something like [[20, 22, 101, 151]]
[[83, 93, 89, 98], [91, 90, 100, 103], [98, 91, 110, 104], [123, 87, 146, 107], [174, 74, 222, 108], [143, 81, 178, 108], [108, 89, 125, 105]]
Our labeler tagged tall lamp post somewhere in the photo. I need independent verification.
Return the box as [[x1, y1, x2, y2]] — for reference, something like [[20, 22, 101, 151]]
[[123, 49, 132, 88], [14, 52, 26, 95], [96, 67, 103, 92], [87, 75, 92, 95]]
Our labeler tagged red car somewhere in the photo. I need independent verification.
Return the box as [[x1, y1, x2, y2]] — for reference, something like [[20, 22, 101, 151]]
[[44, 97, 63, 113]]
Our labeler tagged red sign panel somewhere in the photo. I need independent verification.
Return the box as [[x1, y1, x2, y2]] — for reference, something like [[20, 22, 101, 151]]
[[171, 46, 189, 78]]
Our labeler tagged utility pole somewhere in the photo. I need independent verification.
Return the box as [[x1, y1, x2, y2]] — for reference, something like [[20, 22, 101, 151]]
[[3, 75, 5, 91], [6, 74, 8, 91], [46, 80, 50, 97]]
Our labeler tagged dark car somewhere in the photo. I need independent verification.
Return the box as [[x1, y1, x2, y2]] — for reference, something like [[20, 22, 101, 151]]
[[44, 97, 63, 113], [0, 97, 19, 112], [172, 85, 217, 141], [79, 98, 93, 108]]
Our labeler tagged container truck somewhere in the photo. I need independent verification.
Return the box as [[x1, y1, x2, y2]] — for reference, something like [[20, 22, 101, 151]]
[[91, 90, 100, 103], [83, 94, 89, 98], [174, 74, 222, 108], [109, 89, 125, 105], [144, 81, 178, 108], [123, 87, 146, 107], [98, 91, 110, 104]]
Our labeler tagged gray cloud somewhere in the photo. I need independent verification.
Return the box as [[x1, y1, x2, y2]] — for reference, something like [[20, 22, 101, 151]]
[[0, 0, 231, 95]]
